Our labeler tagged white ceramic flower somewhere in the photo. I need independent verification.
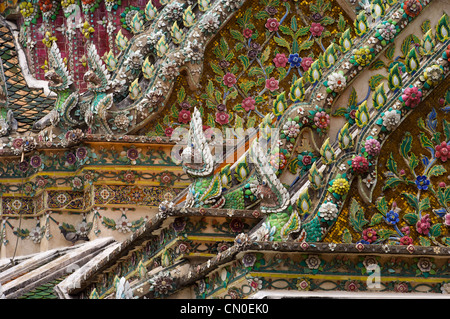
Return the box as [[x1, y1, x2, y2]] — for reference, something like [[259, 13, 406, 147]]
[[327, 71, 347, 92], [382, 109, 401, 131], [282, 120, 300, 138], [318, 201, 338, 221], [116, 215, 132, 233], [28, 226, 42, 244]]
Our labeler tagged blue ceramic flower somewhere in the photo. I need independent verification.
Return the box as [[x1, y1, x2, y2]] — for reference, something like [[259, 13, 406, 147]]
[[288, 53, 302, 68], [385, 210, 399, 225], [415, 175, 430, 190]]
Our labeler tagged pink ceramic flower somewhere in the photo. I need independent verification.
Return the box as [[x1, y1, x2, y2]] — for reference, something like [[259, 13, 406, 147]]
[[301, 57, 314, 72], [444, 213, 450, 226], [313, 111, 330, 129], [401, 86, 422, 108], [243, 28, 253, 39], [242, 97, 256, 112], [265, 18, 280, 32], [435, 141, 450, 162], [165, 127, 174, 137], [310, 23, 324, 37], [273, 53, 288, 68], [400, 236, 413, 245], [222, 72, 237, 87], [265, 77, 279, 92], [351, 155, 369, 174], [363, 228, 377, 243], [401, 226, 411, 235], [178, 109, 191, 124], [365, 138, 381, 156], [416, 214, 431, 235], [215, 111, 230, 125]]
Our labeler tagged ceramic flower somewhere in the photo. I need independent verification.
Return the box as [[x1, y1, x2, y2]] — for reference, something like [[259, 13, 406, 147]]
[[273, 53, 288, 68], [282, 120, 300, 138], [416, 214, 431, 235], [444, 213, 450, 226], [242, 97, 256, 112], [301, 57, 314, 72], [242, 253, 257, 267], [400, 236, 413, 245], [362, 228, 377, 243], [265, 77, 279, 92], [310, 22, 324, 37], [303, 255, 321, 269], [351, 46, 373, 66], [435, 141, 450, 162], [375, 20, 398, 43], [381, 109, 401, 131], [222, 72, 237, 87], [116, 215, 132, 233], [318, 202, 338, 221], [165, 127, 174, 137], [178, 109, 191, 124], [288, 53, 302, 68], [401, 86, 422, 108], [326, 71, 347, 93], [417, 257, 432, 273], [265, 18, 279, 32], [243, 28, 253, 38], [215, 111, 230, 125], [403, 0, 422, 17], [30, 155, 42, 168], [351, 155, 369, 174], [364, 138, 381, 156], [421, 65, 444, 87], [386, 210, 400, 225], [415, 175, 430, 190], [313, 111, 330, 129], [331, 178, 350, 195]]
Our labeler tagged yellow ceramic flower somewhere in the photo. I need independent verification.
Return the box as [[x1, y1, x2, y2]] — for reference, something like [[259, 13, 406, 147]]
[[331, 178, 350, 195], [352, 46, 373, 66]]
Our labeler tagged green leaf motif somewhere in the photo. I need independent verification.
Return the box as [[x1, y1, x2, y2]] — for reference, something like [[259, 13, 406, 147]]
[[428, 165, 447, 177], [332, 107, 348, 117], [419, 197, 430, 212], [230, 29, 246, 43], [419, 133, 434, 150], [408, 152, 419, 173], [274, 36, 291, 51], [349, 198, 369, 233], [386, 152, 398, 174], [369, 212, 384, 226], [238, 55, 250, 70], [384, 44, 395, 60], [376, 197, 388, 215], [369, 59, 386, 70], [210, 61, 224, 76], [369, 74, 386, 90], [400, 132, 412, 158], [377, 229, 397, 242], [342, 228, 353, 243], [419, 236, 431, 247], [383, 177, 403, 190], [403, 213, 419, 225], [348, 87, 357, 107], [298, 40, 315, 52], [279, 25, 294, 37], [430, 223, 442, 237], [402, 192, 419, 210]]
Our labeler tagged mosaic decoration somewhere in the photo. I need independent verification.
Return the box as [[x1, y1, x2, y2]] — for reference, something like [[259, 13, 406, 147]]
[[2, 0, 450, 301]]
